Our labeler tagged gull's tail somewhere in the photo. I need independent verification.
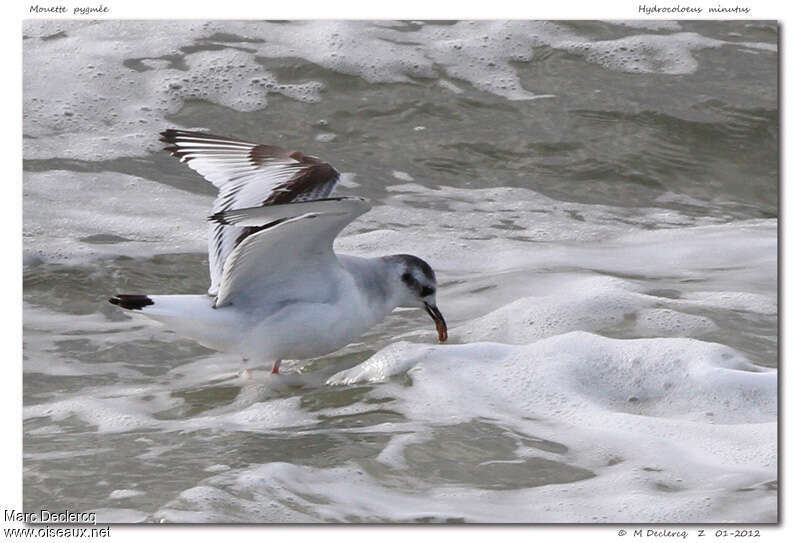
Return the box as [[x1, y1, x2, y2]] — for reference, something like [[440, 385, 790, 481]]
[[109, 294, 212, 316], [108, 294, 240, 352], [108, 294, 154, 310]]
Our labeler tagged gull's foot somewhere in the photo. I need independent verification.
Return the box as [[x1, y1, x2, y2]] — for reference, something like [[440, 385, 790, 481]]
[[271, 360, 282, 375]]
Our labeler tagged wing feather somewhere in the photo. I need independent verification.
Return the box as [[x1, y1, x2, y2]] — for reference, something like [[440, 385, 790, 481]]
[[212, 198, 371, 308], [160, 129, 340, 295]]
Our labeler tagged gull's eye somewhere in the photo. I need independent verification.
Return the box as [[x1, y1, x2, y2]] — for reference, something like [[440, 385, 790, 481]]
[[420, 286, 434, 297], [402, 272, 413, 284]]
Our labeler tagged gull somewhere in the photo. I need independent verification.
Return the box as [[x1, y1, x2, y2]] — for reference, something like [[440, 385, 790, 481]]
[[109, 129, 447, 375]]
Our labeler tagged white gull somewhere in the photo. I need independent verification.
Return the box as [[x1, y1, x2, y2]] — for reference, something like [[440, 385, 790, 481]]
[[109, 129, 447, 374]]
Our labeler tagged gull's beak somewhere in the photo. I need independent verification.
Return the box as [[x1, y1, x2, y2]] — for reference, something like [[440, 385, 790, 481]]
[[424, 302, 448, 342]]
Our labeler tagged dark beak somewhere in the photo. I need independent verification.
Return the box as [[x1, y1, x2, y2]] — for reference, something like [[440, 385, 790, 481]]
[[424, 302, 448, 342]]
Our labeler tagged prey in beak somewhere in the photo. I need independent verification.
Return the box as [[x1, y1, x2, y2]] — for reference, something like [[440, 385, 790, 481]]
[[424, 302, 448, 342]]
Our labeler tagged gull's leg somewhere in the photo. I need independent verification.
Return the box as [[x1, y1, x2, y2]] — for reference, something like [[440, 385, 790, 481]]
[[239, 358, 251, 379], [271, 360, 282, 374]]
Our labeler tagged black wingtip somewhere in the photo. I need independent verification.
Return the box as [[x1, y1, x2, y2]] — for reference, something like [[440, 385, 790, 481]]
[[160, 129, 217, 160], [160, 129, 184, 156], [159, 128, 178, 143], [208, 211, 230, 225], [109, 295, 154, 310], [160, 128, 226, 143]]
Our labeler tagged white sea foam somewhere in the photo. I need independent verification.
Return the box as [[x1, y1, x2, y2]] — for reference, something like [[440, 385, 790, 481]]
[[608, 20, 683, 31], [23, 170, 209, 264], [156, 453, 774, 523], [109, 489, 145, 499], [147, 330, 776, 522], [24, 395, 171, 434], [23, 20, 776, 160], [23, 21, 320, 160], [324, 335, 773, 522], [391, 171, 415, 181], [560, 32, 722, 74], [634, 308, 717, 337], [25, 170, 759, 275], [449, 276, 722, 344], [204, 464, 231, 473]]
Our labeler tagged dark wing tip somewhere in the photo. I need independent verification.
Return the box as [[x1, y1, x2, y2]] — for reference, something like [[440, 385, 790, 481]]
[[109, 294, 154, 310], [159, 128, 206, 141], [160, 128, 245, 143], [160, 128, 254, 161], [159, 128, 177, 141], [159, 128, 189, 145], [160, 129, 183, 157], [208, 211, 231, 225], [160, 129, 194, 158]]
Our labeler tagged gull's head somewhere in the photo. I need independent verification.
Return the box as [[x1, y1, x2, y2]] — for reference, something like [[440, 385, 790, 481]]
[[389, 254, 447, 343]]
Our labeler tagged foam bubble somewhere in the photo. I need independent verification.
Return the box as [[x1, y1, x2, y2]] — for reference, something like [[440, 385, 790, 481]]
[[561, 32, 723, 75], [204, 464, 231, 473], [109, 489, 145, 499], [608, 20, 683, 31], [391, 171, 415, 181], [634, 308, 717, 337], [23, 170, 209, 264]]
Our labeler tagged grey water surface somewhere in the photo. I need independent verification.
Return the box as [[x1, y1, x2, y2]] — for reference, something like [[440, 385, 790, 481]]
[[22, 20, 777, 523]]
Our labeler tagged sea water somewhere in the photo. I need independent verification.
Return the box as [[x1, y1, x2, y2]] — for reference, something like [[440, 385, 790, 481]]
[[22, 20, 777, 523]]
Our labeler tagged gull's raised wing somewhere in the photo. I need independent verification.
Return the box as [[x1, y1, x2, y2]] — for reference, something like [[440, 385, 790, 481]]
[[160, 129, 341, 296], [208, 197, 371, 308]]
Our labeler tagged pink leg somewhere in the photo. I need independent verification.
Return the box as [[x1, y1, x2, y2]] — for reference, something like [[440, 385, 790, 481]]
[[238, 358, 251, 378], [271, 360, 282, 374]]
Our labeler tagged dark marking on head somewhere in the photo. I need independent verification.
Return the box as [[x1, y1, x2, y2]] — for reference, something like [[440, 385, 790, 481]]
[[394, 254, 437, 298], [392, 254, 436, 282], [109, 294, 154, 310]]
